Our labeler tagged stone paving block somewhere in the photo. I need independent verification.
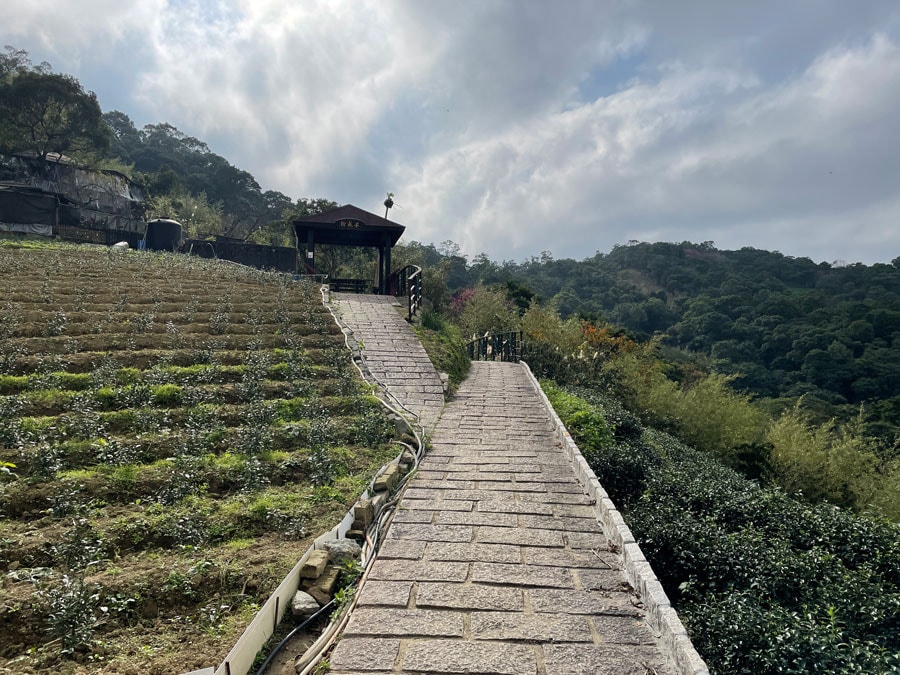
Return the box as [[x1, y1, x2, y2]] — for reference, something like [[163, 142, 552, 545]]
[[526, 469, 580, 482], [543, 644, 675, 675], [532, 454, 572, 465], [520, 514, 602, 532], [480, 449, 539, 459], [471, 562, 574, 588], [554, 504, 599, 518], [387, 523, 473, 543], [529, 588, 642, 616], [478, 498, 554, 515], [478, 526, 564, 547], [377, 539, 427, 559], [416, 582, 525, 610], [471, 611, 593, 642], [369, 559, 468, 582], [524, 546, 620, 570], [406, 479, 457, 489], [391, 509, 435, 524], [426, 542, 521, 563], [402, 640, 537, 674], [592, 614, 658, 644], [544, 492, 595, 505], [450, 471, 518, 482], [402, 487, 444, 500], [356, 581, 413, 607], [453, 457, 512, 466], [330, 637, 400, 671], [344, 608, 464, 638], [477, 480, 547, 492], [566, 531, 611, 549], [444, 489, 526, 501], [435, 510, 518, 527], [401, 499, 474, 512], [547, 482, 590, 493], [578, 569, 631, 593]]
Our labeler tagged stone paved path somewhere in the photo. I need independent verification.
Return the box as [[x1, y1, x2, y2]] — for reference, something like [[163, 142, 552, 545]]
[[330, 361, 679, 674], [331, 293, 445, 432]]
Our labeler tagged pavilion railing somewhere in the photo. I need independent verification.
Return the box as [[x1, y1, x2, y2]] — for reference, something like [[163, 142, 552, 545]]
[[391, 264, 423, 322], [294, 273, 328, 284], [329, 278, 371, 294], [466, 331, 523, 362]]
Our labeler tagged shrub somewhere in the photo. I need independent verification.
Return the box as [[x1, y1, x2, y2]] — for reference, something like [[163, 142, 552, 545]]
[[413, 316, 470, 391], [605, 343, 766, 466], [151, 383, 183, 407], [36, 574, 101, 654], [767, 404, 898, 518], [545, 386, 900, 674], [543, 383, 657, 507], [452, 286, 520, 339]]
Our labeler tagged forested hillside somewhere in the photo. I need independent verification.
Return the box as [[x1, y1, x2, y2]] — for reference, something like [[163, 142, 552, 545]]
[[0, 46, 331, 247], [393, 240, 900, 446], [507, 242, 900, 405]]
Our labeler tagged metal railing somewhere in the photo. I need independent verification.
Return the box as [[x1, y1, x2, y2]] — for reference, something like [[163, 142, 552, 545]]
[[391, 264, 423, 322], [466, 331, 523, 362]]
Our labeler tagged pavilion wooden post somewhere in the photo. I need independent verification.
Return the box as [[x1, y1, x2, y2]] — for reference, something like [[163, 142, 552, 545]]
[[379, 234, 392, 295], [305, 230, 315, 274]]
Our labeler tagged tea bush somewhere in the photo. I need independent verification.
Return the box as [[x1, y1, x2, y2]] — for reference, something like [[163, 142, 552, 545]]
[[547, 385, 900, 674]]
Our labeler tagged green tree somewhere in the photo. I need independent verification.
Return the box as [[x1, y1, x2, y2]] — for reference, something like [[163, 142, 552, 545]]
[[0, 70, 110, 163], [0, 45, 49, 81], [454, 286, 520, 339]]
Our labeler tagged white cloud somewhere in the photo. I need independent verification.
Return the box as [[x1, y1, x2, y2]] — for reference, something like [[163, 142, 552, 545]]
[[3, 0, 164, 63], [393, 32, 900, 264], [2, 1, 900, 263], [133, 1, 443, 195]]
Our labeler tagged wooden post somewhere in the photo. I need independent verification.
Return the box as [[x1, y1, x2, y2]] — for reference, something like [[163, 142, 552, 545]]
[[306, 231, 315, 275]]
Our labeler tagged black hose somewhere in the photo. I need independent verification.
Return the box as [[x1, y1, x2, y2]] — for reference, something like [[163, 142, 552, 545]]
[[254, 598, 335, 675]]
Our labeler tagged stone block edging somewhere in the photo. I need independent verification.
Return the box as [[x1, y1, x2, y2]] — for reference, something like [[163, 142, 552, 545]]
[[519, 362, 710, 675]]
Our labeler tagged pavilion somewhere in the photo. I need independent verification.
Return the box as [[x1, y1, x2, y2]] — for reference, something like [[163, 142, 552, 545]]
[[293, 204, 405, 295]]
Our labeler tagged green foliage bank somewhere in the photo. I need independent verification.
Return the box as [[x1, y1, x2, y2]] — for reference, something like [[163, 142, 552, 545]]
[[543, 383, 900, 674]]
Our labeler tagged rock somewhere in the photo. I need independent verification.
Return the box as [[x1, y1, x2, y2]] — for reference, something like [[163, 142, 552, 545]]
[[371, 492, 387, 513], [291, 590, 320, 617], [355, 499, 375, 528], [7, 561, 20, 571], [373, 463, 400, 492], [300, 550, 329, 579], [302, 566, 340, 605], [323, 539, 362, 565], [399, 450, 417, 473]]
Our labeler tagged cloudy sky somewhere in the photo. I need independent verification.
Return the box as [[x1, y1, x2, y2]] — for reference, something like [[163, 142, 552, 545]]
[[4, 1, 900, 264]]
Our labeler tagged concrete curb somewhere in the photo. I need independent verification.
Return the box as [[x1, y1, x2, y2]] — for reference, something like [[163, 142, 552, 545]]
[[520, 362, 710, 675]]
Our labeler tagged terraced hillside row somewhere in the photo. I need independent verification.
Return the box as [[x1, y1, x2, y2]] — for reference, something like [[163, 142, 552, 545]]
[[0, 244, 398, 674]]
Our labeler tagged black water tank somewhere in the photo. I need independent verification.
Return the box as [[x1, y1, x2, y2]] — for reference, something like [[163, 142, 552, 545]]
[[145, 218, 183, 251]]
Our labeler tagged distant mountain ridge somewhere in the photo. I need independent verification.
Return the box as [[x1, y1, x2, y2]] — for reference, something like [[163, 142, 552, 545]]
[[432, 240, 900, 442]]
